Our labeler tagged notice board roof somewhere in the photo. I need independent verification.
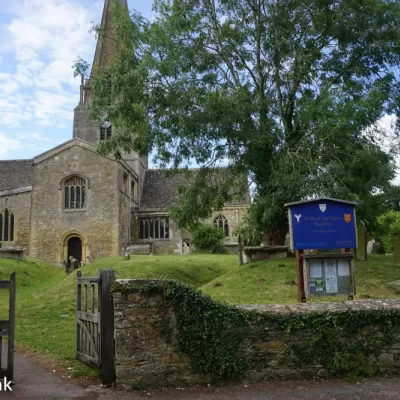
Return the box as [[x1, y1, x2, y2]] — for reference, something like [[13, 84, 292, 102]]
[[284, 197, 358, 208]]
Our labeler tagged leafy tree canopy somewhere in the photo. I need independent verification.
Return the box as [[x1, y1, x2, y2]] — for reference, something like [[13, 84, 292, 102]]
[[376, 210, 400, 253], [87, 0, 400, 242]]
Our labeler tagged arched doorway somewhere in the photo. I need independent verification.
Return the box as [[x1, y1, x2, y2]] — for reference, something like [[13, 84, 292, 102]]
[[68, 237, 82, 265]]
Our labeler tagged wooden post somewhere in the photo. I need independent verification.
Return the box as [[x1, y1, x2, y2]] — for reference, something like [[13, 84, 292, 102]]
[[238, 235, 244, 265], [76, 271, 82, 357], [7, 273, 16, 382], [100, 269, 115, 386], [296, 250, 306, 303]]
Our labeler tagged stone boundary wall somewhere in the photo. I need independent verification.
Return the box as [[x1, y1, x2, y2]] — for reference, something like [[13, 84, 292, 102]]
[[112, 279, 400, 389]]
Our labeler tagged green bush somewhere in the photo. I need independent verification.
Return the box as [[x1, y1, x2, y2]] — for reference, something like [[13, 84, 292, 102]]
[[191, 224, 226, 253], [376, 210, 400, 253]]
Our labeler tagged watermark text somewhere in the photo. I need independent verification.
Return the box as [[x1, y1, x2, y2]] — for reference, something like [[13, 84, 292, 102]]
[[0, 377, 12, 392]]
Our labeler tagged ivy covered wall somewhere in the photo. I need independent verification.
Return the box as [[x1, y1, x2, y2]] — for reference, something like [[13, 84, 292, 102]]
[[112, 279, 400, 389]]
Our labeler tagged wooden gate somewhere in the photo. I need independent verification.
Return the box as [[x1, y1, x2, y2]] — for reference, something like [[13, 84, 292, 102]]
[[76, 269, 115, 385], [0, 273, 16, 381]]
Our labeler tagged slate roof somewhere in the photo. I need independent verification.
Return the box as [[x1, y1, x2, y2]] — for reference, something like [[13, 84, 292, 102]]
[[0, 160, 34, 191], [140, 169, 251, 209]]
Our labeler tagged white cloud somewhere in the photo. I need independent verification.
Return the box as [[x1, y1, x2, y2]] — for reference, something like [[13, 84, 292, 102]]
[[16, 132, 57, 143], [0, 133, 21, 158], [0, 80, 20, 94], [0, 0, 102, 129]]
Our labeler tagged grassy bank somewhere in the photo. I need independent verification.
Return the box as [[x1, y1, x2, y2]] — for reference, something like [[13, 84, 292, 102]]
[[0, 254, 237, 376], [201, 254, 400, 304], [0, 253, 399, 376]]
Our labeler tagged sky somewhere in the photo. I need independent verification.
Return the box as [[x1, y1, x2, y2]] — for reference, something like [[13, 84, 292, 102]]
[[0, 0, 398, 185], [0, 0, 153, 160]]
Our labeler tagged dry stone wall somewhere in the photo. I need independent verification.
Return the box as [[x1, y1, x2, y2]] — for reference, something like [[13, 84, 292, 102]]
[[113, 279, 400, 389]]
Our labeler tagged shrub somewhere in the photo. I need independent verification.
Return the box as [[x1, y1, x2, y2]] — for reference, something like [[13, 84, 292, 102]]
[[191, 224, 226, 253], [376, 210, 400, 253]]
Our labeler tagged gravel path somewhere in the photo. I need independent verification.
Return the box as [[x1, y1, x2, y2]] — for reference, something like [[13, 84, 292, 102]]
[[2, 344, 400, 399]]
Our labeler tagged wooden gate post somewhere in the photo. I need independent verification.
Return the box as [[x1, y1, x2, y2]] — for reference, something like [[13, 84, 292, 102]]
[[100, 269, 115, 386], [8, 272, 16, 382]]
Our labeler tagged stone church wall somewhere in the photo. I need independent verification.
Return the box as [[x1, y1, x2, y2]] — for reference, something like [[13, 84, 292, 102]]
[[129, 206, 248, 255], [73, 104, 99, 143], [131, 213, 183, 255], [210, 206, 248, 243], [151, 218, 183, 254], [30, 145, 120, 264], [0, 191, 31, 253], [118, 166, 131, 255]]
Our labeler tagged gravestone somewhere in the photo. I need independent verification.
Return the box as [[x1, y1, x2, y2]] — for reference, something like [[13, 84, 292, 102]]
[[367, 239, 380, 254], [356, 225, 367, 261], [183, 241, 190, 255], [393, 238, 400, 266], [69, 256, 80, 270]]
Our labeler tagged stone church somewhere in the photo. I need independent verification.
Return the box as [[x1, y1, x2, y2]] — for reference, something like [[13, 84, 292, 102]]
[[0, 0, 250, 265]]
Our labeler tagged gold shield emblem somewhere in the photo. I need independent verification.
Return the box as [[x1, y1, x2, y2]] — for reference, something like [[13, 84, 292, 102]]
[[344, 213, 352, 223]]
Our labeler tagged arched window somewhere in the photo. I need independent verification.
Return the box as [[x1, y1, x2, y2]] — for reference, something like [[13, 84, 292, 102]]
[[214, 215, 229, 237], [100, 122, 112, 141], [4, 208, 9, 241], [0, 208, 15, 242], [64, 176, 87, 210]]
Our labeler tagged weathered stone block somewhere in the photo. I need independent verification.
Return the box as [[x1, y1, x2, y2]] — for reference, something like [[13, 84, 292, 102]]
[[379, 353, 394, 367], [0, 247, 25, 260]]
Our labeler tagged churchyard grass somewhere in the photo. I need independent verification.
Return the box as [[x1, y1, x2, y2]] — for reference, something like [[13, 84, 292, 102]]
[[0, 253, 398, 377], [201, 254, 400, 304], [0, 254, 237, 377]]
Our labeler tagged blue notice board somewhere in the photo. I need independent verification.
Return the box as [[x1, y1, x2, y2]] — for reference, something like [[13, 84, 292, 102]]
[[286, 199, 357, 250]]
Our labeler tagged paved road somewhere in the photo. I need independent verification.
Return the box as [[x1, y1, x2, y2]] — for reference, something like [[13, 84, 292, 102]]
[[2, 344, 400, 399], [1, 344, 92, 399]]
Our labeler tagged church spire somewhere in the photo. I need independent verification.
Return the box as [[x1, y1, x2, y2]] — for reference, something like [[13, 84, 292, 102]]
[[90, 0, 128, 78]]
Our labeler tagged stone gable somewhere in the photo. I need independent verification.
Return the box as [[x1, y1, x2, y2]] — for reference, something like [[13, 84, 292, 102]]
[[30, 144, 120, 264]]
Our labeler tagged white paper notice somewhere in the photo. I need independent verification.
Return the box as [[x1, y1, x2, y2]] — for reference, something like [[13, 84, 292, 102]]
[[338, 261, 350, 277], [325, 262, 338, 293], [310, 261, 322, 278]]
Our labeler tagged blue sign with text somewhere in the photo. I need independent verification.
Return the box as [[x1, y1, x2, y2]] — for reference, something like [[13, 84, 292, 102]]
[[287, 199, 357, 250]]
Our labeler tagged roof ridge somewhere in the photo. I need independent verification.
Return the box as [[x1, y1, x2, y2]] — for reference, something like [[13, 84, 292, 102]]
[[0, 159, 33, 163]]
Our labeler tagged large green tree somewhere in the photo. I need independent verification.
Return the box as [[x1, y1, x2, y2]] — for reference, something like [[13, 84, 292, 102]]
[[89, 0, 400, 243]]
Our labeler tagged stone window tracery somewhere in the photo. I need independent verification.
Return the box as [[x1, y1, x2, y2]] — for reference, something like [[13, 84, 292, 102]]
[[64, 176, 87, 210], [0, 208, 15, 242], [139, 216, 169, 240], [100, 122, 112, 141], [214, 214, 229, 237]]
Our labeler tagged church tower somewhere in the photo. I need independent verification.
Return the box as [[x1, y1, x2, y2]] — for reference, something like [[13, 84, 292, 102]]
[[73, 0, 148, 181]]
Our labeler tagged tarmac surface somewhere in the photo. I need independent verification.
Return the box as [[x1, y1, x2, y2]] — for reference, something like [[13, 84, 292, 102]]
[[2, 344, 400, 399]]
